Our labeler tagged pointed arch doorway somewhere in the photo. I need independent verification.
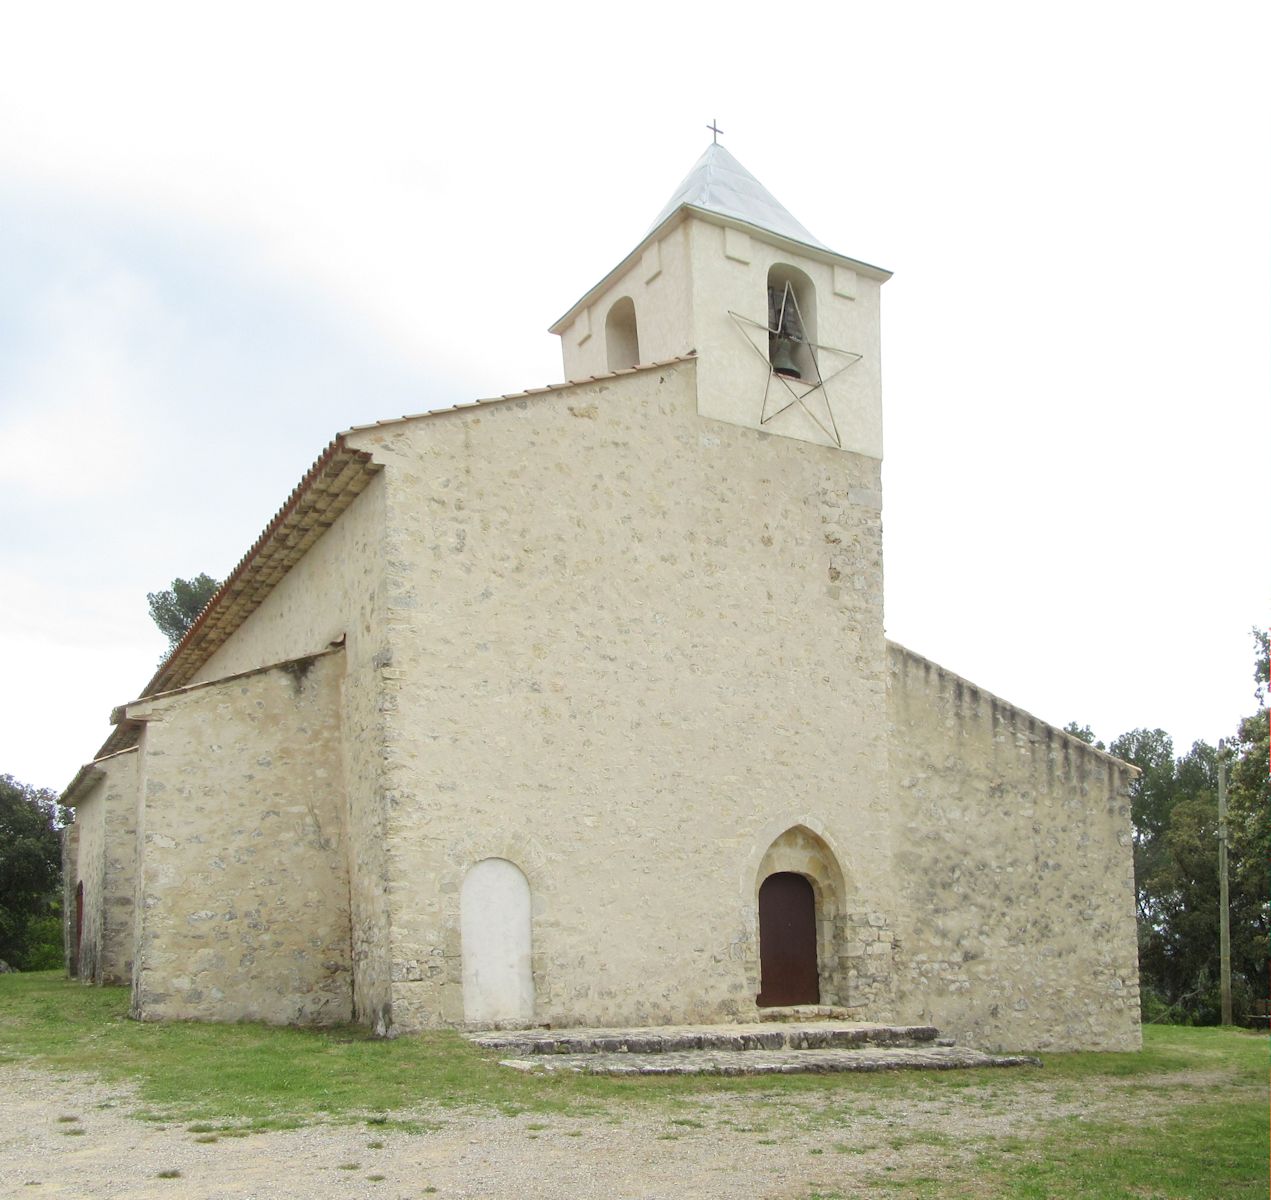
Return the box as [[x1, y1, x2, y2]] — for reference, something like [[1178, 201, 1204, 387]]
[[757, 871, 819, 1007]]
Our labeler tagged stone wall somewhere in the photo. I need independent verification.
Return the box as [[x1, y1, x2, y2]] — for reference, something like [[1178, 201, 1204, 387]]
[[68, 778, 104, 982], [344, 359, 897, 1032], [76, 359, 1138, 1048], [100, 750, 141, 985], [62, 748, 139, 984], [127, 650, 351, 1024], [61, 817, 81, 976], [191, 473, 393, 1030], [886, 643, 1141, 1051]]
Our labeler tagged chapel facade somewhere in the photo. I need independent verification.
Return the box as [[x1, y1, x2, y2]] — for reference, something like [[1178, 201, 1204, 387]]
[[62, 146, 1141, 1051]]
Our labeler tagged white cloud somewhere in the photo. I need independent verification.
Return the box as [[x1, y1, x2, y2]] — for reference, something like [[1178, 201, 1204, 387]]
[[0, 267, 168, 499]]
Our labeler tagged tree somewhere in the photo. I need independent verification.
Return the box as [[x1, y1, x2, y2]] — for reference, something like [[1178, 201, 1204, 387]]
[[1224, 629, 1270, 1013], [0, 775, 65, 970], [1063, 721, 1105, 751], [147, 574, 220, 653], [1108, 727, 1177, 927], [1107, 630, 1271, 1025]]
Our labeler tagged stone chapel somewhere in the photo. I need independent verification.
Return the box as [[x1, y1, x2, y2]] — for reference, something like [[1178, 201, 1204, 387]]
[[62, 144, 1141, 1051]]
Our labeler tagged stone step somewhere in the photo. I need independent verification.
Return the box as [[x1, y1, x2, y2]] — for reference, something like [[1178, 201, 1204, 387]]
[[466, 1020, 941, 1057], [496, 1044, 1042, 1077], [754, 1005, 858, 1022]]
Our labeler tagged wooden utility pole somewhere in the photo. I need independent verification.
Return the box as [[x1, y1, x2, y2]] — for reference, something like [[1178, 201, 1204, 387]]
[[1218, 739, 1232, 1026]]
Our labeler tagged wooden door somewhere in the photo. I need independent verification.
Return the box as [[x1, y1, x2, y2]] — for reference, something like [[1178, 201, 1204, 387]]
[[757, 872, 819, 1006]]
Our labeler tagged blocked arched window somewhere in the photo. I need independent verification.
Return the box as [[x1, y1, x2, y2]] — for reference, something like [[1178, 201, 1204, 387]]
[[605, 297, 640, 371], [460, 858, 534, 1026], [767, 264, 817, 381]]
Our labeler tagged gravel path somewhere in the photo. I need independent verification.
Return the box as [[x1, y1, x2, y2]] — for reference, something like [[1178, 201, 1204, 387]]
[[0, 1062, 1180, 1199]]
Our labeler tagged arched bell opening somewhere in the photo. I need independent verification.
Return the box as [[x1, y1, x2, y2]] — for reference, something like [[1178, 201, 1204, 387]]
[[754, 825, 846, 1008], [605, 296, 641, 371], [766, 264, 818, 382]]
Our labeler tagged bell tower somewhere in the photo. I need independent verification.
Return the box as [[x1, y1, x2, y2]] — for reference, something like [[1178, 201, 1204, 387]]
[[550, 144, 891, 459]]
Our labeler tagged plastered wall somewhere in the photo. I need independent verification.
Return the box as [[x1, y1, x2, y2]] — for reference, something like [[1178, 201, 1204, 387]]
[[345, 359, 896, 1032], [886, 644, 1141, 1051], [557, 214, 885, 459], [128, 650, 352, 1025], [687, 220, 884, 459], [558, 223, 695, 376]]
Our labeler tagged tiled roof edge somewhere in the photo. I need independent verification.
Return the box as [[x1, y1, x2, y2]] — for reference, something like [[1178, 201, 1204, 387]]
[[92, 437, 380, 760]]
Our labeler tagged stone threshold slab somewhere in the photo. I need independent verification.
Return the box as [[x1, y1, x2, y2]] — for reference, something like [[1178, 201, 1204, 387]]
[[466, 1020, 941, 1057], [498, 1045, 1042, 1076]]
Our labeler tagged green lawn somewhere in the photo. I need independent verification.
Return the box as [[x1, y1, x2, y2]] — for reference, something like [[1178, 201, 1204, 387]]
[[1, 972, 1265, 1198]]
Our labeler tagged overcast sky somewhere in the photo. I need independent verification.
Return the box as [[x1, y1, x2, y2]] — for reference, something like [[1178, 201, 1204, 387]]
[[1, 2, 1267, 793]]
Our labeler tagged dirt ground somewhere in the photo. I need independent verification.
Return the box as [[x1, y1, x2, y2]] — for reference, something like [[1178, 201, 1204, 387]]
[[0, 1063, 1192, 1199]]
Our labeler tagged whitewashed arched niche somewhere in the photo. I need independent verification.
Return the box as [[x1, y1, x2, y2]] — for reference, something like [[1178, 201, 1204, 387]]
[[605, 296, 640, 371], [460, 857, 534, 1027]]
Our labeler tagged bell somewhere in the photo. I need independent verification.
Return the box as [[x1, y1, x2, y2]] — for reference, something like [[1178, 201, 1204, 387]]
[[770, 334, 803, 379]]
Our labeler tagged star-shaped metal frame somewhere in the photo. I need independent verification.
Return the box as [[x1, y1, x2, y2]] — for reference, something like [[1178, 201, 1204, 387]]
[[729, 283, 863, 448]]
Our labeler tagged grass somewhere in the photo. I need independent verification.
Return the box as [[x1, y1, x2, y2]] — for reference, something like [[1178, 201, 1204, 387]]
[[1, 972, 1266, 1197], [966, 1042, 1268, 1200], [0, 972, 600, 1128]]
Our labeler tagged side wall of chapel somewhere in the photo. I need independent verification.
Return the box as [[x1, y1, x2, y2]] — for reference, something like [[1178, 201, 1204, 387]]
[[886, 643, 1141, 1051], [63, 749, 138, 986], [61, 821, 78, 974], [129, 651, 351, 1025], [189, 472, 394, 1030], [67, 789, 103, 982], [344, 359, 898, 1032]]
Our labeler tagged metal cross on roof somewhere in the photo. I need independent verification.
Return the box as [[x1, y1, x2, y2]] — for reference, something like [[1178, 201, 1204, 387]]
[[707, 119, 724, 144]]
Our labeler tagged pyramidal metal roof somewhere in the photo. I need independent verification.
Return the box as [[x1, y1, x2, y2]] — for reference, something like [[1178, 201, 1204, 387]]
[[646, 143, 831, 252]]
